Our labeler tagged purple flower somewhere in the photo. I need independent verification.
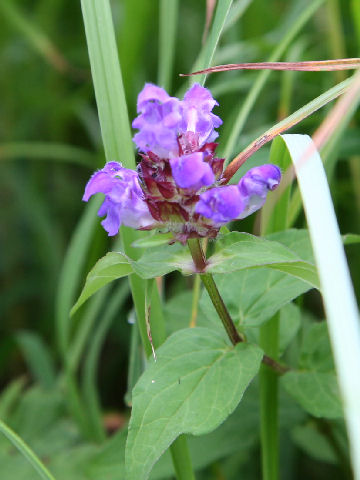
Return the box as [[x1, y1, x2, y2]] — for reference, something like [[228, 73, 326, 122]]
[[181, 83, 222, 146], [195, 185, 246, 224], [132, 84, 182, 157], [83, 162, 154, 236], [195, 164, 281, 224], [170, 152, 215, 190], [132, 83, 222, 157], [237, 164, 281, 219]]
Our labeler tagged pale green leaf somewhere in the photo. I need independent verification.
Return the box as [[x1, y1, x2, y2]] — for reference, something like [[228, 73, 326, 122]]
[[130, 244, 194, 279], [281, 371, 343, 419], [132, 232, 175, 248], [291, 423, 337, 464], [125, 327, 263, 480], [200, 269, 309, 328], [70, 252, 133, 315], [207, 232, 319, 289]]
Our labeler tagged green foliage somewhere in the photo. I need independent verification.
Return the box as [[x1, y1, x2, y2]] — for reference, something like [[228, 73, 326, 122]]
[[282, 372, 342, 419], [208, 232, 319, 288], [125, 327, 263, 480], [1, 0, 360, 479]]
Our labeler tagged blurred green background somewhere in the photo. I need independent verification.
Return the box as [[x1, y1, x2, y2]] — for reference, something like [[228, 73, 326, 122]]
[[0, 0, 359, 479]]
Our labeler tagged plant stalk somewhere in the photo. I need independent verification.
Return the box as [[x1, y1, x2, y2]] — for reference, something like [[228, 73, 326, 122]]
[[187, 238, 288, 376], [259, 315, 280, 480]]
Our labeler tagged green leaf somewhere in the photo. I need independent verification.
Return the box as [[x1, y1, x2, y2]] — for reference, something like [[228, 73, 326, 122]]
[[278, 303, 301, 354], [200, 269, 309, 328], [130, 244, 194, 279], [299, 322, 334, 372], [266, 229, 314, 262], [291, 422, 337, 464], [281, 371, 343, 419], [207, 232, 319, 289], [245, 303, 301, 354], [164, 291, 211, 334], [125, 327, 263, 480], [71, 244, 194, 316], [132, 232, 175, 248], [70, 252, 133, 315]]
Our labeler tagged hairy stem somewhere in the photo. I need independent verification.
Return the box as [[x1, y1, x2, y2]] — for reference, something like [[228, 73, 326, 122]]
[[187, 238, 289, 374]]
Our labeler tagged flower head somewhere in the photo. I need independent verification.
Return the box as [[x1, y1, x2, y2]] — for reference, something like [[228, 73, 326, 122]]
[[83, 83, 281, 241]]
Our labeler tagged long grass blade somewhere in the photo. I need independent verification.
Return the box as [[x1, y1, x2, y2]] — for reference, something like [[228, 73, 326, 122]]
[[0, 142, 95, 167], [55, 197, 102, 358], [0, 1, 71, 75], [281, 133, 360, 480], [222, 75, 354, 183], [0, 420, 56, 480], [158, 0, 179, 92], [220, 0, 325, 160], [191, 0, 233, 87], [182, 58, 360, 76], [80, 0, 135, 168]]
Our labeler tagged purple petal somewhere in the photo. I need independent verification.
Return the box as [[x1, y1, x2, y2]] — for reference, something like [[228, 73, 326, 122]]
[[170, 152, 215, 190], [183, 83, 218, 110], [83, 161, 155, 236], [137, 83, 170, 112], [83, 171, 114, 201], [237, 164, 281, 219], [180, 83, 222, 147], [195, 185, 245, 224]]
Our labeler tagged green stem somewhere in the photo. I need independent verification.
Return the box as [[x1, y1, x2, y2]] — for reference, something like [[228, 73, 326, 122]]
[[170, 434, 196, 480], [259, 315, 280, 480], [190, 274, 201, 327], [187, 238, 241, 345], [187, 239, 288, 376]]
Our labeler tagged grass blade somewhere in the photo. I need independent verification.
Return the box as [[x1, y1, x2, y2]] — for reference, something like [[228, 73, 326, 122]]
[[0, 142, 95, 167], [281, 133, 360, 480], [183, 58, 360, 76], [192, 0, 233, 86], [0, 419, 56, 480], [80, 0, 135, 168], [221, 0, 325, 160], [158, 0, 179, 92], [55, 197, 102, 358], [222, 75, 354, 183]]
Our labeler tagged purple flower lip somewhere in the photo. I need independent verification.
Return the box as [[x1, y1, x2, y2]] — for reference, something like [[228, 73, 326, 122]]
[[170, 152, 215, 190], [196, 164, 282, 225], [83, 161, 154, 236], [195, 185, 245, 224]]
